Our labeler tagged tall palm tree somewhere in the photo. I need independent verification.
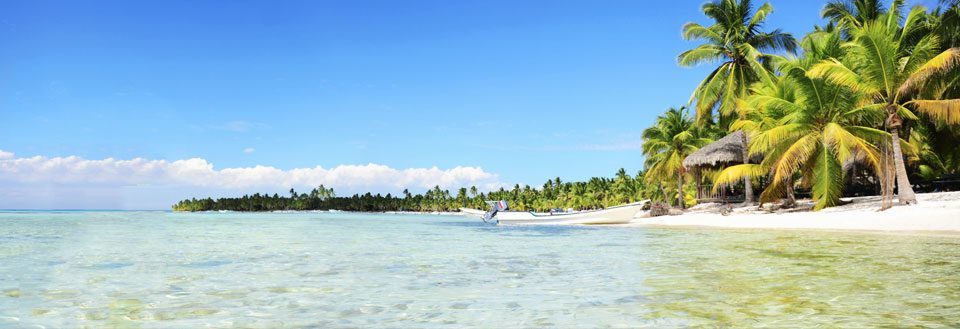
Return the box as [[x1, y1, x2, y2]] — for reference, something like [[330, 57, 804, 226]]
[[717, 30, 890, 210], [642, 107, 713, 208], [679, 0, 798, 126], [811, 6, 960, 205]]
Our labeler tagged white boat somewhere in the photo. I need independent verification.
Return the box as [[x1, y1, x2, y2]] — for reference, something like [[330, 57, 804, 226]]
[[458, 207, 487, 217], [461, 201, 646, 225]]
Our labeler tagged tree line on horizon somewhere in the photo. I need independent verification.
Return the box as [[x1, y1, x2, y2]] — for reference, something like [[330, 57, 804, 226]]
[[170, 169, 655, 212]]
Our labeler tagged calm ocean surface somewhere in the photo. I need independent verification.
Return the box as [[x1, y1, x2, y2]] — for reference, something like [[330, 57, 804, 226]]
[[1, 211, 958, 328]]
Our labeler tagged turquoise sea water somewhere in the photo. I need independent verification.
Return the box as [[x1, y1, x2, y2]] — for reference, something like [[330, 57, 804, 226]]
[[1, 211, 958, 328]]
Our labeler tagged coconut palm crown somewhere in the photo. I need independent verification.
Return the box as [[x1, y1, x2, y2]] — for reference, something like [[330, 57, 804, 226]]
[[717, 31, 891, 210], [810, 5, 960, 205], [642, 107, 713, 208], [678, 0, 799, 126]]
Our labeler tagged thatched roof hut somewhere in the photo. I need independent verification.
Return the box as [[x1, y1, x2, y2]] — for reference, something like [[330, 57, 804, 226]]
[[683, 130, 755, 201], [683, 130, 749, 169]]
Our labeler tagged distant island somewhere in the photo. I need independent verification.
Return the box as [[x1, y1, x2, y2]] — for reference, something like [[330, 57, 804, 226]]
[[171, 169, 650, 212]]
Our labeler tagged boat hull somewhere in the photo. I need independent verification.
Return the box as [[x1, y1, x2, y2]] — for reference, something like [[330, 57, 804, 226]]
[[458, 208, 486, 217], [494, 203, 644, 225]]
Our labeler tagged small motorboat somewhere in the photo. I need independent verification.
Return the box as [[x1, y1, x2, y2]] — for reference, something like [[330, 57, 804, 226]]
[[461, 200, 647, 225], [458, 207, 487, 217]]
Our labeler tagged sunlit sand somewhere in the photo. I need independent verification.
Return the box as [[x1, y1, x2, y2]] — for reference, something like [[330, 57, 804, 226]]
[[627, 191, 960, 233]]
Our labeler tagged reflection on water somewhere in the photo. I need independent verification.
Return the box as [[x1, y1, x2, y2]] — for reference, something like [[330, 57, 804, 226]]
[[0, 211, 958, 327]]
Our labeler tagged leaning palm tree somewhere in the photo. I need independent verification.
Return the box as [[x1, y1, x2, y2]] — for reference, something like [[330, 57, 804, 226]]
[[642, 107, 713, 208], [716, 32, 889, 210], [678, 0, 798, 126], [810, 6, 960, 206]]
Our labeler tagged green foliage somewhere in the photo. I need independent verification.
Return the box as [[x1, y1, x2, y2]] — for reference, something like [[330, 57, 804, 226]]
[[171, 170, 652, 212], [642, 107, 713, 208], [642, 107, 712, 181], [680, 0, 799, 125]]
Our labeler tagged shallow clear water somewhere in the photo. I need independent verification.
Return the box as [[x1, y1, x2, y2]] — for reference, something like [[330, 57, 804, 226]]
[[1, 211, 958, 328]]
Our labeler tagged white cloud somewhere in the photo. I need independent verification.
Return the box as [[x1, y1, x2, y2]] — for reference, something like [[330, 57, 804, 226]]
[[0, 151, 506, 209], [243, 147, 256, 154]]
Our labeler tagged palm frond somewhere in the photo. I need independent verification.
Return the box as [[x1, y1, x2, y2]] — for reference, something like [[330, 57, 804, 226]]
[[751, 29, 799, 54], [845, 125, 891, 145], [711, 164, 768, 193], [822, 0, 860, 30], [750, 123, 808, 157], [900, 48, 960, 97], [843, 103, 886, 123], [808, 59, 879, 95], [771, 132, 819, 184], [681, 22, 723, 43], [907, 99, 960, 124], [896, 104, 919, 121], [678, 44, 728, 67], [758, 173, 792, 204], [748, 2, 774, 30], [823, 122, 882, 172], [691, 66, 729, 121], [738, 43, 777, 87], [811, 143, 844, 210], [851, 21, 899, 95]]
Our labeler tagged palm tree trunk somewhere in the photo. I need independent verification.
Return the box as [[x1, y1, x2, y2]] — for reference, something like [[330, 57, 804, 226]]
[[879, 146, 892, 210], [783, 179, 796, 208], [741, 132, 755, 205], [885, 107, 917, 205], [889, 129, 918, 205], [677, 171, 685, 209]]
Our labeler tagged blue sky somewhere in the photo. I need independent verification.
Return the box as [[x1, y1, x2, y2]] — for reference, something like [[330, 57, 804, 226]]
[[0, 0, 936, 208]]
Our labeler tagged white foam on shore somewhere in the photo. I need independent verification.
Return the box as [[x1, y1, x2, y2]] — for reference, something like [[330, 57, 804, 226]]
[[623, 191, 960, 233]]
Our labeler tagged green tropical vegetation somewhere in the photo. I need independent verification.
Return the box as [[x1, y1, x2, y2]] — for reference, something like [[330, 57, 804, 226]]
[[716, 30, 889, 210], [174, 0, 960, 213], [676, 0, 960, 211], [171, 172, 652, 212], [641, 107, 712, 209]]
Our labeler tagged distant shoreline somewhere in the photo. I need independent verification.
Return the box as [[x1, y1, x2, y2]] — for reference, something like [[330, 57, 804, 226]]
[[170, 209, 466, 216], [14, 192, 960, 236]]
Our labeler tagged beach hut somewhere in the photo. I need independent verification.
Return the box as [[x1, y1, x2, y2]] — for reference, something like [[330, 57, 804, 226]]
[[682, 130, 755, 203]]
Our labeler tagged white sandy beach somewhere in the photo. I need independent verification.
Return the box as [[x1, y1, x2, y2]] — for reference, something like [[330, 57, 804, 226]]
[[625, 191, 960, 233]]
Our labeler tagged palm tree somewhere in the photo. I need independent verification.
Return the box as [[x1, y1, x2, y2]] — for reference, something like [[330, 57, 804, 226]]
[[456, 187, 468, 207], [642, 107, 713, 208], [612, 168, 635, 204], [811, 6, 960, 205], [932, 1, 960, 49], [679, 0, 798, 126], [717, 30, 890, 210], [822, 0, 900, 37]]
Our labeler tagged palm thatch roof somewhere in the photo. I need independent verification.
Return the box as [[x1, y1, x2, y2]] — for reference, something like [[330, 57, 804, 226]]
[[682, 130, 749, 169]]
